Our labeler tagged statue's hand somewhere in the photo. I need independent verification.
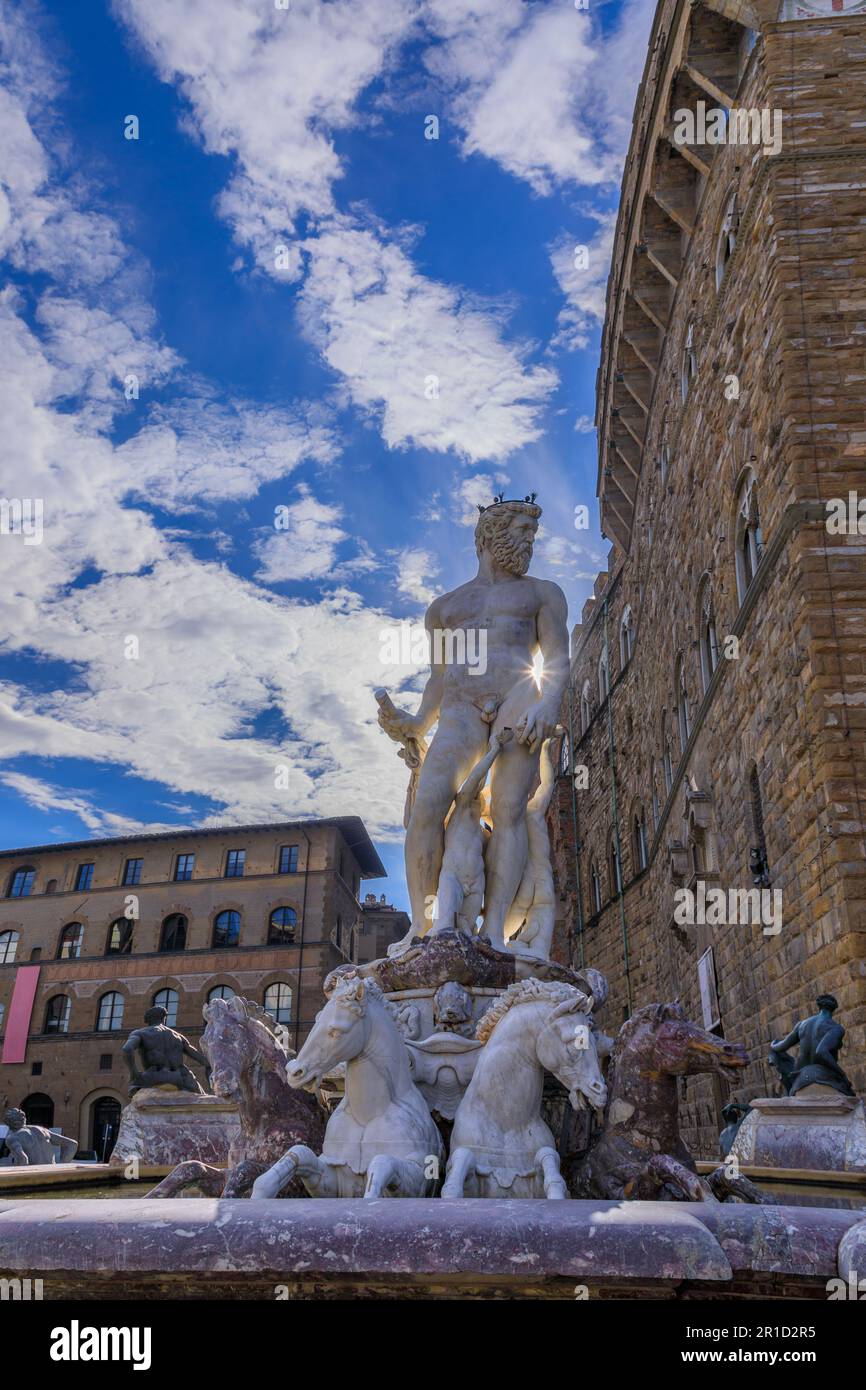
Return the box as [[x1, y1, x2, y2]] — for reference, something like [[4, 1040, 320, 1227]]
[[515, 705, 556, 750], [378, 704, 423, 743]]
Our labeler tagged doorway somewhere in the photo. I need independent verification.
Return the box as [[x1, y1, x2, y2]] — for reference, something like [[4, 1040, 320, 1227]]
[[90, 1096, 122, 1161]]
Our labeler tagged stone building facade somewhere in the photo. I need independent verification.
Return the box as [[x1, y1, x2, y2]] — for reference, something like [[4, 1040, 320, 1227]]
[[352, 894, 411, 965], [550, 0, 866, 1157], [0, 817, 384, 1154]]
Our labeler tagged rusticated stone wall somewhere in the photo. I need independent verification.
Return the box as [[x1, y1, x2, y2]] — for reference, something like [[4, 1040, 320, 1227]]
[[550, 5, 866, 1157]]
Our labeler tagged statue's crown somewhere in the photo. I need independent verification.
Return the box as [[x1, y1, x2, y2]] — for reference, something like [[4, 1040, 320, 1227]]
[[476, 491, 538, 514]]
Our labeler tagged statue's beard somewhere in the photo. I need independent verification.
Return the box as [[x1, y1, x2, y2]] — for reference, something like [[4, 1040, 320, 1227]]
[[489, 533, 533, 575]]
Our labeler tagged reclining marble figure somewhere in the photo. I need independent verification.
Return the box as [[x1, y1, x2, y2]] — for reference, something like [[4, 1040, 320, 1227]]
[[3, 1106, 77, 1165]]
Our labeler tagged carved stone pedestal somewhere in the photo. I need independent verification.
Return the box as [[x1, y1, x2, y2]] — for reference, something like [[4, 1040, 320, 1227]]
[[729, 1085, 866, 1174], [109, 1088, 240, 1170]]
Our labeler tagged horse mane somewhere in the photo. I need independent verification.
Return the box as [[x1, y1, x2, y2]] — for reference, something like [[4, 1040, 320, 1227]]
[[330, 970, 389, 1006], [203, 994, 293, 1067], [615, 1000, 684, 1046], [475, 979, 590, 1043]]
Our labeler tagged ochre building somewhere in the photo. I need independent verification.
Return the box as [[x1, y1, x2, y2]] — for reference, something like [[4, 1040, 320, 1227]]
[[550, 0, 866, 1156], [0, 817, 384, 1155]]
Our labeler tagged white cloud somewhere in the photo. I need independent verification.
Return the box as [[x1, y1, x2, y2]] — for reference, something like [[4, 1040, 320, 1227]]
[[113, 0, 419, 271], [0, 12, 413, 842], [394, 547, 438, 606], [113, 0, 558, 463], [117, 391, 339, 508], [254, 488, 350, 583], [453, 470, 509, 526], [299, 223, 556, 461], [549, 211, 616, 352], [423, 0, 654, 196], [0, 772, 172, 838]]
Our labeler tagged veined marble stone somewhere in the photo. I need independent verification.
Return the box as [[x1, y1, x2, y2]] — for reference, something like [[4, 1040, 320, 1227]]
[[728, 1084, 866, 1174], [327, 926, 599, 996], [109, 1087, 240, 1170]]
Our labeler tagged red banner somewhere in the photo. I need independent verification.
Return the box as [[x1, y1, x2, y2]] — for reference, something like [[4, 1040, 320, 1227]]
[[2, 965, 40, 1064]]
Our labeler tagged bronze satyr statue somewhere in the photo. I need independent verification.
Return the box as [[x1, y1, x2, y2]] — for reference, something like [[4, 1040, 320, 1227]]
[[3, 1106, 77, 1165], [769, 993, 856, 1098], [122, 1005, 210, 1096]]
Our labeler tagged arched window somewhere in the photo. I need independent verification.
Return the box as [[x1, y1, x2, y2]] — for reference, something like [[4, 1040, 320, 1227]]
[[7, 866, 35, 898], [213, 910, 240, 948], [675, 653, 691, 754], [660, 440, 669, 485], [152, 987, 178, 1027], [734, 471, 763, 602], [263, 982, 292, 1026], [715, 190, 738, 290], [208, 984, 235, 1004], [106, 918, 133, 955], [698, 579, 719, 693], [96, 991, 124, 1032], [608, 832, 622, 897], [650, 760, 660, 829], [590, 861, 603, 915], [619, 606, 635, 668], [268, 907, 297, 945], [598, 651, 609, 705], [43, 994, 70, 1034], [749, 764, 771, 887], [22, 1093, 53, 1127], [159, 914, 187, 953], [0, 930, 20, 964], [681, 322, 697, 401], [633, 808, 649, 873], [661, 712, 673, 794], [559, 733, 571, 776], [580, 679, 591, 734], [57, 922, 83, 960]]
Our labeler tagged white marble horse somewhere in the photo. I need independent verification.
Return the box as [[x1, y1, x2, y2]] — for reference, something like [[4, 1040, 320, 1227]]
[[441, 980, 607, 1199], [251, 972, 444, 1198]]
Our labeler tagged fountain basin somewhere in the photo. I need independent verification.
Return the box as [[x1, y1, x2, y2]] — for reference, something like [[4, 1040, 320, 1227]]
[[0, 1196, 862, 1300]]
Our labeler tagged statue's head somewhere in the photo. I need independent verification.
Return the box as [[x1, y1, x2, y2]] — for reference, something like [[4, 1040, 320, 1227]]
[[4, 1107, 25, 1130], [816, 993, 838, 1013], [144, 1005, 168, 1026], [434, 980, 472, 1027], [474, 497, 541, 576]]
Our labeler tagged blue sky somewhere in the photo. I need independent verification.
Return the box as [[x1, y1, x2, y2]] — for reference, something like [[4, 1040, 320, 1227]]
[[0, 0, 652, 908]]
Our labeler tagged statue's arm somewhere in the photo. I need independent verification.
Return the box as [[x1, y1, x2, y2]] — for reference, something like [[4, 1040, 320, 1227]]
[[536, 582, 570, 716], [411, 599, 446, 735], [815, 1023, 846, 1074], [53, 1134, 77, 1162], [770, 1024, 801, 1053], [121, 1031, 142, 1069], [378, 599, 444, 740], [516, 584, 569, 749], [181, 1035, 209, 1069], [6, 1135, 28, 1166], [455, 733, 507, 808]]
